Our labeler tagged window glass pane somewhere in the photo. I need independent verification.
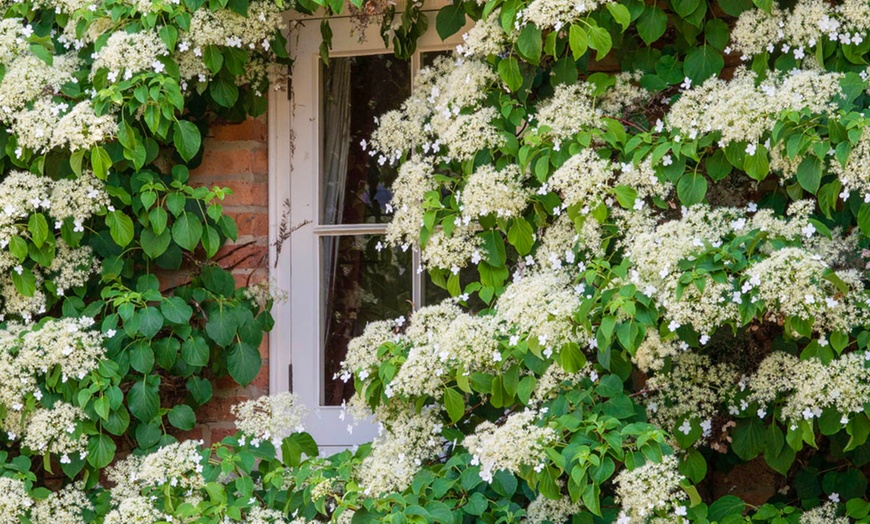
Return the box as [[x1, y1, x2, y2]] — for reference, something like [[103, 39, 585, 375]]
[[321, 235, 413, 405], [320, 55, 411, 225]]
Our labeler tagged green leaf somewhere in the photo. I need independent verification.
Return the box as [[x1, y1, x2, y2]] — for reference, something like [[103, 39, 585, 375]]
[[613, 184, 637, 208], [173, 120, 202, 162], [569, 25, 588, 60], [596, 375, 624, 397], [128, 380, 160, 421], [743, 147, 770, 181], [435, 3, 467, 40], [679, 448, 707, 483], [87, 434, 116, 469], [137, 306, 164, 338], [129, 341, 155, 374], [206, 307, 238, 347], [91, 146, 113, 179], [28, 213, 49, 248], [684, 45, 724, 84], [464, 492, 488, 516], [150, 207, 169, 234], [182, 336, 210, 367], [517, 24, 543, 65], [11, 268, 36, 297], [204, 45, 224, 74], [498, 57, 522, 92], [135, 420, 162, 448], [709, 496, 746, 521], [210, 77, 239, 108], [227, 342, 262, 386], [507, 218, 534, 256], [172, 212, 203, 251], [731, 418, 766, 460], [141, 228, 171, 259], [859, 203, 870, 237], [560, 342, 587, 373], [677, 173, 707, 205], [444, 388, 465, 424], [187, 376, 213, 405], [161, 297, 193, 324], [587, 26, 612, 60], [796, 155, 822, 194], [105, 210, 135, 248], [671, 0, 700, 18], [637, 6, 667, 45], [168, 404, 196, 431], [606, 3, 630, 30]]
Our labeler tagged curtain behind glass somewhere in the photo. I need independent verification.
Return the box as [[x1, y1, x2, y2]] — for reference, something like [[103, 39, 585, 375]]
[[320, 58, 352, 398]]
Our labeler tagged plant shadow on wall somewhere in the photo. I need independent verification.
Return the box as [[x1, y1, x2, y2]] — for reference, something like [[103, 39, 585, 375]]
[[2, 0, 870, 522]]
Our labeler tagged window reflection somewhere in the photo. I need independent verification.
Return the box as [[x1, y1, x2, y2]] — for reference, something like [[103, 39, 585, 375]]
[[321, 235, 412, 405], [321, 55, 411, 225]]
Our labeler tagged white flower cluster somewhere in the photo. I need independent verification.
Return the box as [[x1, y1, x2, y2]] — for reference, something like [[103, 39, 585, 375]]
[[91, 30, 169, 82], [0, 18, 31, 63], [389, 313, 499, 398], [645, 352, 739, 437], [464, 409, 555, 483], [0, 477, 33, 523], [731, 0, 870, 61], [456, 9, 511, 59], [29, 482, 92, 524], [548, 149, 616, 208], [231, 392, 308, 446], [523, 493, 584, 524], [496, 270, 583, 353], [535, 214, 604, 268], [799, 502, 848, 524], [623, 201, 861, 337], [384, 159, 437, 251], [614, 455, 688, 523], [420, 224, 483, 272], [520, 0, 614, 31], [749, 351, 870, 424], [831, 126, 870, 201], [340, 319, 403, 385], [357, 404, 444, 495], [102, 496, 164, 524], [19, 402, 87, 457], [533, 83, 602, 142], [0, 54, 78, 115], [12, 99, 117, 154], [369, 57, 502, 164], [745, 246, 865, 335], [667, 68, 842, 147], [598, 71, 650, 117], [108, 440, 206, 501], [0, 317, 104, 413], [460, 164, 530, 220]]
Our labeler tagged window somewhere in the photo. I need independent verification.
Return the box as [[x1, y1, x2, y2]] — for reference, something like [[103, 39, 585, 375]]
[[268, 8, 470, 451]]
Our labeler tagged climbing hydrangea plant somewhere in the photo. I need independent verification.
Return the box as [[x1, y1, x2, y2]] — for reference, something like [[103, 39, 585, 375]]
[[3, 0, 870, 522]]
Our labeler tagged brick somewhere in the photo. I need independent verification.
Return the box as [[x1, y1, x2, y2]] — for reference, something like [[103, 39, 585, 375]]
[[197, 395, 248, 423], [227, 211, 269, 238], [219, 180, 269, 208], [173, 425, 206, 443], [210, 425, 238, 444], [210, 117, 267, 142], [252, 147, 269, 175], [250, 361, 270, 389], [191, 148, 254, 178], [215, 243, 269, 270]]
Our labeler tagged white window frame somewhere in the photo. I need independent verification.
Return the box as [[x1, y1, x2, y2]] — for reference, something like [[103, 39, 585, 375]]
[[268, 7, 471, 450]]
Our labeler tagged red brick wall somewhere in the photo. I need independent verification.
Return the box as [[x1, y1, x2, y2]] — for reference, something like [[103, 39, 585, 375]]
[[186, 115, 272, 445]]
